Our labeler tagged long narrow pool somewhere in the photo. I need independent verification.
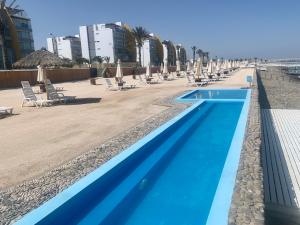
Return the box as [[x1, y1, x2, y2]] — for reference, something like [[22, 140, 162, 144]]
[[15, 90, 250, 225]]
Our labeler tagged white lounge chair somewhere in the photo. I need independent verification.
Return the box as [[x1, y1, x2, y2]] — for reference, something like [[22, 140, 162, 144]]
[[21, 85, 53, 107], [0, 106, 13, 115], [21, 81, 41, 94], [47, 79, 64, 91], [142, 74, 160, 84], [186, 75, 207, 87], [160, 73, 174, 81], [138, 75, 159, 85], [104, 78, 121, 91], [47, 83, 76, 103]]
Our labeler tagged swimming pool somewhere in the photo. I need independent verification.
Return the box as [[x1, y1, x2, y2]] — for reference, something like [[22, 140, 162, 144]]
[[15, 89, 251, 225], [177, 89, 248, 102]]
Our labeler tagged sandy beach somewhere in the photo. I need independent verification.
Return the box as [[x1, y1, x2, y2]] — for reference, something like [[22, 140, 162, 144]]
[[0, 69, 252, 189]]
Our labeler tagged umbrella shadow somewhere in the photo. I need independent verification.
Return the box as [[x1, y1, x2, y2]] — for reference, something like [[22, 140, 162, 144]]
[[0, 113, 19, 119]]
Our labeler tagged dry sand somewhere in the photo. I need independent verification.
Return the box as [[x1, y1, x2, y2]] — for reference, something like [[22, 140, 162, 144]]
[[0, 68, 254, 189]]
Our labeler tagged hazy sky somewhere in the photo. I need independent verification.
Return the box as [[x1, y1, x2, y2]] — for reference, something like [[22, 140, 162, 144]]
[[18, 0, 300, 59]]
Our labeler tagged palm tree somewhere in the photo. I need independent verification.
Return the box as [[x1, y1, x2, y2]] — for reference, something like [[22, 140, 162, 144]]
[[191, 46, 197, 65], [103, 56, 110, 65], [75, 57, 89, 65], [132, 26, 150, 66], [92, 56, 103, 64], [0, 0, 8, 69]]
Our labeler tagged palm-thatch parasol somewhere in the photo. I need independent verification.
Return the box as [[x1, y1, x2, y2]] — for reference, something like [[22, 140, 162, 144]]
[[13, 49, 72, 69]]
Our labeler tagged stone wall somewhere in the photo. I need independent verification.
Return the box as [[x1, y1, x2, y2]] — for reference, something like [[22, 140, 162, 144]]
[[0, 68, 91, 89]]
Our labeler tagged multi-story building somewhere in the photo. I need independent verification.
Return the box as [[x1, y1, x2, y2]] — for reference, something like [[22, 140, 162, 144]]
[[176, 44, 187, 65], [47, 35, 81, 60], [79, 22, 129, 63], [0, 6, 34, 69], [137, 34, 162, 67], [162, 40, 176, 66]]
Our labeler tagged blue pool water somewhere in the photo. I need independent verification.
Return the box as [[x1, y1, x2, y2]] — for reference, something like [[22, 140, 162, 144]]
[[15, 90, 250, 225], [117, 102, 243, 225], [180, 89, 247, 100]]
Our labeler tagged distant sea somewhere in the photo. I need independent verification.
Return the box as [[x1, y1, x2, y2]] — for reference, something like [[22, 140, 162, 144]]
[[268, 59, 300, 76]]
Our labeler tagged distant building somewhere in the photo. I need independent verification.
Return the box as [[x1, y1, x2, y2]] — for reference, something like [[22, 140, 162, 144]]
[[137, 33, 162, 67], [162, 40, 176, 66], [0, 6, 34, 69], [176, 44, 187, 65], [47, 35, 81, 60], [79, 22, 129, 63]]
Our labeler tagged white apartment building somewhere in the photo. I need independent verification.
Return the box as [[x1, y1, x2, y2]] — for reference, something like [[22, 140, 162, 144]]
[[162, 40, 176, 66], [79, 22, 128, 63], [176, 44, 187, 65], [137, 33, 161, 67], [47, 35, 81, 60]]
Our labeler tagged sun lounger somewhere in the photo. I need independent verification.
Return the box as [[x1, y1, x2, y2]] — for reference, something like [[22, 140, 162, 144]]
[[104, 78, 120, 91], [170, 72, 178, 80], [142, 74, 160, 84], [186, 75, 207, 87], [138, 75, 159, 84], [21, 85, 53, 107], [47, 83, 76, 103], [122, 83, 136, 89], [21, 81, 41, 94], [47, 79, 64, 91], [160, 73, 174, 81], [0, 106, 13, 115]]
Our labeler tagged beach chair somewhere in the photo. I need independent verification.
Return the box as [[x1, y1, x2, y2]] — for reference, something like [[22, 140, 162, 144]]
[[21, 85, 53, 107], [122, 82, 136, 89], [104, 78, 120, 91], [170, 72, 178, 80], [157, 73, 165, 81], [138, 75, 158, 84], [47, 79, 64, 91], [186, 75, 207, 87], [0, 106, 13, 115], [161, 73, 174, 81], [47, 83, 76, 103], [142, 74, 160, 84], [137, 75, 147, 84], [21, 81, 41, 94]]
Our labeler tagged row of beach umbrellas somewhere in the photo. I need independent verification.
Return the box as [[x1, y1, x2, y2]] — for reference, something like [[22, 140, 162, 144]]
[[116, 57, 245, 82], [187, 59, 244, 75]]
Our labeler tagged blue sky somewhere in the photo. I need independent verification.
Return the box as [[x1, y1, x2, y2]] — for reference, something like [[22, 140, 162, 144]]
[[19, 0, 300, 59]]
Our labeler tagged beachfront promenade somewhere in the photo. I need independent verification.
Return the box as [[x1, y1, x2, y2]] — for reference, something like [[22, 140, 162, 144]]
[[0, 69, 252, 190]]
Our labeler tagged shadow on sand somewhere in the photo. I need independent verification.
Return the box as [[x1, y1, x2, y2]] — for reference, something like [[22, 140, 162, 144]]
[[66, 97, 102, 105]]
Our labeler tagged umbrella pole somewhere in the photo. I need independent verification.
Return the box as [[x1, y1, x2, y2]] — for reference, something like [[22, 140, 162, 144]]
[[44, 69, 49, 100]]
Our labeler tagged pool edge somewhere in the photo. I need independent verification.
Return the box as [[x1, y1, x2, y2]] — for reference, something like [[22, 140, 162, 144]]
[[205, 89, 252, 225], [13, 100, 206, 225]]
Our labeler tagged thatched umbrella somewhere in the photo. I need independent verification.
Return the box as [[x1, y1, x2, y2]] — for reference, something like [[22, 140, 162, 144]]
[[13, 49, 72, 99], [13, 49, 72, 69]]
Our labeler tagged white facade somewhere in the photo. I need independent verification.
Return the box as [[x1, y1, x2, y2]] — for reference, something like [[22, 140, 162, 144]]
[[137, 34, 162, 67], [47, 36, 81, 60], [79, 22, 127, 63], [162, 40, 176, 66], [176, 44, 187, 65], [163, 43, 168, 63]]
